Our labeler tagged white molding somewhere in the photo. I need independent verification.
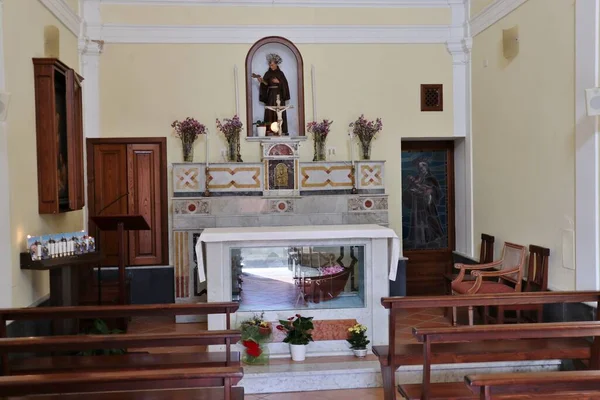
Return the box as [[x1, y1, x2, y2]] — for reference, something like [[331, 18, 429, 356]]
[[92, 0, 453, 8], [0, 0, 12, 308], [97, 23, 453, 44], [470, 0, 528, 37], [38, 0, 82, 36], [575, 0, 600, 291]]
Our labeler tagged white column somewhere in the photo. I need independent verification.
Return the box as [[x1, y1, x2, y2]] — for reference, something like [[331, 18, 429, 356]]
[[0, 0, 12, 308], [575, 0, 600, 290], [447, 0, 474, 257]]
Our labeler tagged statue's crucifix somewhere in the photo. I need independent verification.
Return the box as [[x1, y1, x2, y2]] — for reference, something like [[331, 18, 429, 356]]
[[265, 94, 294, 134]]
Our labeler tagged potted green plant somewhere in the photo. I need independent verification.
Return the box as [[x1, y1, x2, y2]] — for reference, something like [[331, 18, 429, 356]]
[[79, 319, 125, 356], [239, 312, 272, 365], [277, 314, 314, 361], [346, 323, 370, 357], [253, 120, 267, 137]]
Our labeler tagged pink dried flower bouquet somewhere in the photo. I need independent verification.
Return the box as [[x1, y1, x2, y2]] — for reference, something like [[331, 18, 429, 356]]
[[216, 115, 244, 141], [171, 117, 207, 162], [307, 119, 333, 140], [349, 114, 383, 142]]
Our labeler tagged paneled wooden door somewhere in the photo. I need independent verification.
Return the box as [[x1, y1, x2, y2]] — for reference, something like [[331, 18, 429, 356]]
[[87, 138, 168, 267], [401, 141, 455, 295]]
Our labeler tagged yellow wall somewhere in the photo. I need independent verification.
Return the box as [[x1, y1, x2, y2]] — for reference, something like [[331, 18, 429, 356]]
[[100, 41, 453, 237], [100, 4, 451, 25], [3, 0, 84, 307], [472, 0, 575, 290], [65, 0, 78, 14]]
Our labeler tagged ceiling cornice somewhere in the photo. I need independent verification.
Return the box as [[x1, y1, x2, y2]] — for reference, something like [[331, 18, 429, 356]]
[[38, 0, 81, 36], [470, 0, 528, 37], [88, 0, 454, 8]]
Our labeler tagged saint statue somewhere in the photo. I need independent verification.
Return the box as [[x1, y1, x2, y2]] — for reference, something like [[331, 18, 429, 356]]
[[253, 53, 291, 135]]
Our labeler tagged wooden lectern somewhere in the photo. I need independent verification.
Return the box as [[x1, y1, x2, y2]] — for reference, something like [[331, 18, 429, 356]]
[[91, 215, 150, 305]]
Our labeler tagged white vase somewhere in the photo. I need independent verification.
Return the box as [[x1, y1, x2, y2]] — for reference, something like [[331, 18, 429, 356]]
[[257, 126, 266, 137], [353, 349, 368, 358], [290, 344, 307, 361]]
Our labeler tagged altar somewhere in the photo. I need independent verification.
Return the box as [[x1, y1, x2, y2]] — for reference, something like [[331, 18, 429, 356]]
[[197, 224, 398, 357]]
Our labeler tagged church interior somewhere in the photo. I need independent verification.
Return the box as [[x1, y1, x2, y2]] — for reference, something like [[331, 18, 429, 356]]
[[0, 0, 598, 399]]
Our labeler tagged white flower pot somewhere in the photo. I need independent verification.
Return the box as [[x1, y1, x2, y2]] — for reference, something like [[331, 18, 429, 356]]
[[290, 344, 307, 361], [257, 126, 266, 137], [353, 349, 368, 358]]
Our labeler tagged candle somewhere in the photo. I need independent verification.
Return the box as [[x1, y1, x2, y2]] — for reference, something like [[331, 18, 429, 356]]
[[234, 65, 240, 117], [311, 65, 317, 121], [349, 127, 355, 166], [205, 129, 210, 168]]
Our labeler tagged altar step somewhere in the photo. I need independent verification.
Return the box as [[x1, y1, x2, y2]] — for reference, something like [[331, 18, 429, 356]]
[[240, 355, 562, 394]]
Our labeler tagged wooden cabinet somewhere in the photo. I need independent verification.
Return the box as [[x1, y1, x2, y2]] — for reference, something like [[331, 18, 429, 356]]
[[33, 58, 84, 214], [87, 139, 168, 267]]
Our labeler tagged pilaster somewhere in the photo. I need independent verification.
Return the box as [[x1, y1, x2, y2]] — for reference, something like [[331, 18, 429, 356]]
[[0, 0, 12, 308], [575, 0, 600, 290]]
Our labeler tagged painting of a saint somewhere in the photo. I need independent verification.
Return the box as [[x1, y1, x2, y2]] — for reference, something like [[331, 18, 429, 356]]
[[253, 53, 290, 134], [402, 154, 448, 250]]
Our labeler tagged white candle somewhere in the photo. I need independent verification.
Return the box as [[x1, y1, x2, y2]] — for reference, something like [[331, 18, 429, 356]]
[[311, 65, 317, 121], [234, 65, 240, 116], [349, 127, 355, 166], [205, 129, 210, 168]]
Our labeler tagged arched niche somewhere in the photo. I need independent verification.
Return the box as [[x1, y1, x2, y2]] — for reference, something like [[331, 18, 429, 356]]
[[245, 36, 305, 137], [44, 25, 60, 58]]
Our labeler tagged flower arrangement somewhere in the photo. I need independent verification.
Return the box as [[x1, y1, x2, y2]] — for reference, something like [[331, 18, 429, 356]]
[[171, 117, 207, 162], [318, 264, 345, 276], [216, 115, 244, 162], [239, 313, 271, 365], [277, 314, 314, 345], [349, 114, 383, 160], [307, 119, 333, 161], [347, 323, 370, 351]]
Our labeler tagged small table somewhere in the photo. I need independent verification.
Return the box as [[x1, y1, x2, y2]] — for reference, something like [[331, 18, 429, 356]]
[[20, 252, 105, 334]]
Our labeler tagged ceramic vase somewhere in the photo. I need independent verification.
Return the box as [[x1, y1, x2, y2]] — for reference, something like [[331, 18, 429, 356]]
[[353, 349, 368, 358], [290, 344, 307, 362]]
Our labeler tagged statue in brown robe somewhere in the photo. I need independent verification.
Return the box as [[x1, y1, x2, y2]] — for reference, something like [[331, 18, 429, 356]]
[[255, 54, 291, 135]]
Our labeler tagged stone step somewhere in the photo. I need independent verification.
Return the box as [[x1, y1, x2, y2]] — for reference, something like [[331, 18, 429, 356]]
[[240, 355, 562, 395]]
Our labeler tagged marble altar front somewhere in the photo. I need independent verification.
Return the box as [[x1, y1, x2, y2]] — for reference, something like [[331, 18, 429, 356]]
[[198, 225, 398, 357]]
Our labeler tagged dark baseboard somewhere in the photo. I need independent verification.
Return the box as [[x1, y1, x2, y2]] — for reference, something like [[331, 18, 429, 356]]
[[97, 266, 175, 305]]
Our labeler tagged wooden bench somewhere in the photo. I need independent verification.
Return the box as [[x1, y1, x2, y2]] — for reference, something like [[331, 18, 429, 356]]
[[0, 303, 240, 376], [398, 321, 600, 400], [465, 370, 600, 400], [0, 366, 244, 400], [376, 291, 600, 400]]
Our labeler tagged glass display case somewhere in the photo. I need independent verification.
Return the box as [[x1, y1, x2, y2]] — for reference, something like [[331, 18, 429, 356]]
[[231, 245, 365, 311]]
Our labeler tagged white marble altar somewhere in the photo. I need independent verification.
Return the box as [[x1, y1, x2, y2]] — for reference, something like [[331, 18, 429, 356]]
[[198, 225, 398, 357]]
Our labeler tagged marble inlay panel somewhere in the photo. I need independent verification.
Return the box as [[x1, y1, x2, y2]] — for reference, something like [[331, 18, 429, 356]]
[[347, 196, 388, 212], [357, 162, 385, 190], [300, 163, 353, 190], [173, 164, 204, 193], [268, 199, 295, 213], [208, 165, 263, 191], [173, 199, 210, 215]]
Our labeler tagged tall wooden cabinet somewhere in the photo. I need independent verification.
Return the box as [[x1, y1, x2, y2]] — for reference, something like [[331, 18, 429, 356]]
[[87, 139, 168, 267], [33, 58, 84, 214]]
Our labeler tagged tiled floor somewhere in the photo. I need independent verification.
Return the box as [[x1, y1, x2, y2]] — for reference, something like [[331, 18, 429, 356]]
[[127, 308, 451, 399]]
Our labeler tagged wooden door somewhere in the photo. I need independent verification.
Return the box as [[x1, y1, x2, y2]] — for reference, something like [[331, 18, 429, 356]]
[[89, 144, 128, 267], [401, 141, 455, 295], [87, 138, 168, 267], [127, 143, 163, 265]]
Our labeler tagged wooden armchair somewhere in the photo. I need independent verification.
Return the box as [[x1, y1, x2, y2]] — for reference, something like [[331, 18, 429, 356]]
[[451, 242, 527, 325], [485, 245, 550, 324]]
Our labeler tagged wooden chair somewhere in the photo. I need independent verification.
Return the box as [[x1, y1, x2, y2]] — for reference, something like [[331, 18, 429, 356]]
[[479, 233, 495, 264], [485, 244, 550, 324], [451, 242, 527, 325]]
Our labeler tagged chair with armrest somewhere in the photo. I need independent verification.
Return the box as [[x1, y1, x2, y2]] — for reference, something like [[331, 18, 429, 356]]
[[451, 242, 527, 325], [485, 244, 550, 324]]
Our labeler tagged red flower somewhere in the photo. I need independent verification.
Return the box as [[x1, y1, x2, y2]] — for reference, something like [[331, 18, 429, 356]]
[[288, 317, 294, 321], [295, 314, 301, 318], [242, 340, 259, 350], [246, 346, 262, 358], [276, 325, 285, 331]]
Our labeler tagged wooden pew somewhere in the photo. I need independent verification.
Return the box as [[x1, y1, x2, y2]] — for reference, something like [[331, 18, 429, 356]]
[[376, 291, 600, 400], [0, 366, 244, 400], [465, 370, 600, 400], [0, 303, 239, 376], [399, 321, 600, 400]]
